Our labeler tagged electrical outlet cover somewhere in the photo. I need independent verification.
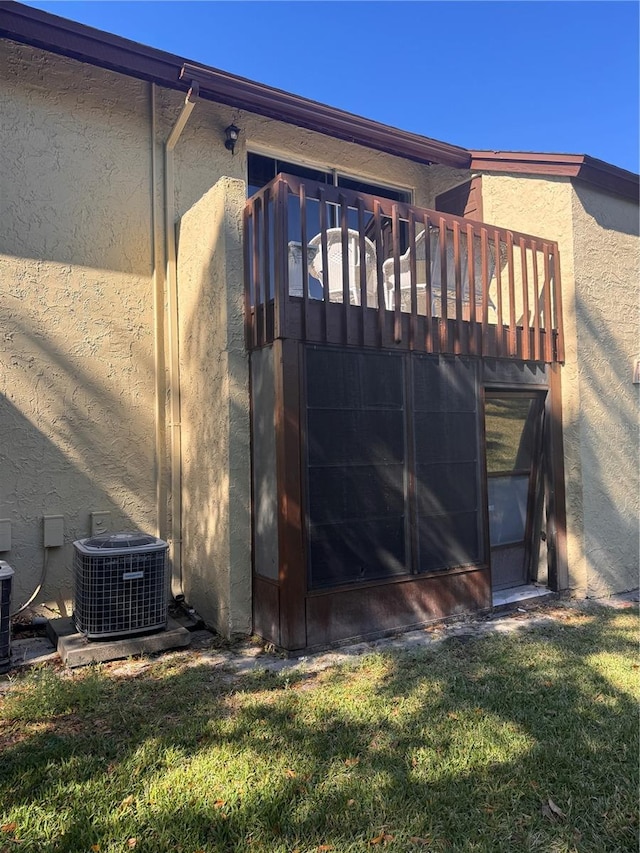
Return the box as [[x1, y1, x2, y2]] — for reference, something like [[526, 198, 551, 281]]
[[43, 515, 64, 548], [91, 511, 111, 536], [0, 520, 10, 552]]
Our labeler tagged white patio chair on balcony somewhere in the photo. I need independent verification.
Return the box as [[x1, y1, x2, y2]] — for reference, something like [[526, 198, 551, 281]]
[[287, 241, 319, 298], [382, 229, 496, 319], [308, 228, 379, 307]]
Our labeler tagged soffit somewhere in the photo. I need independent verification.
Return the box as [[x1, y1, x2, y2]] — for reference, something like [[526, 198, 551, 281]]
[[0, 1, 471, 169]]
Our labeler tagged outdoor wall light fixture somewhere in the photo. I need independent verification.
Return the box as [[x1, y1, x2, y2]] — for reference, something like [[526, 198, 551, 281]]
[[224, 123, 240, 154]]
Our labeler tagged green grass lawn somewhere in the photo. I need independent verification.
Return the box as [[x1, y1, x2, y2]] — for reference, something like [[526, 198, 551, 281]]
[[1, 605, 638, 853]]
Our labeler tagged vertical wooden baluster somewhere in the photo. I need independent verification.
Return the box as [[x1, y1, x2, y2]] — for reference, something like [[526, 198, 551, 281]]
[[408, 210, 417, 351], [318, 188, 329, 343], [261, 189, 270, 346], [392, 204, 402, 343], [452, 221, 462, 355], [542, 243, 553, 363], [423, 213, 432, 354], [552, 243, 565, 363], [357, 198, 367, 346], [481, 227, 489, 357], [466, 223, 477, 356], [299, 184, 309, 341], [252, 197, 261, 347], [439, 218, 448, 353], [274, 177, 288, 340], [520, 237, 530, 361], [531, 241, 541, 362], [374, 200, 384, 347], [340, 194, 350, 345], [243, 203, 252, 349], [507, 231, 516, 357], [494, 232, 503, 358]]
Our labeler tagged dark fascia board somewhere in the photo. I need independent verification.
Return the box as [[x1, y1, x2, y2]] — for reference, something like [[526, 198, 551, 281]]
[[0, 1, 186, 87], [470, 150, 639, 203], [179, 63, 470, 169], [0, 1, 471, 169]]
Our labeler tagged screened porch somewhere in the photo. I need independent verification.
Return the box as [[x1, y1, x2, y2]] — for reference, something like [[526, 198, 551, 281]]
[[245, 174, 566, 652]]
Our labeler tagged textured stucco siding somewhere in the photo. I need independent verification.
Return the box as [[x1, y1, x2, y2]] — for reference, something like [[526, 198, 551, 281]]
[[162, 90, 462, 216], [481, 173, 639, 597], [0, 42, 157, 612], [571, 184, 639, 596], [176, 178, 251, 635], [2, 38, 455, 627]]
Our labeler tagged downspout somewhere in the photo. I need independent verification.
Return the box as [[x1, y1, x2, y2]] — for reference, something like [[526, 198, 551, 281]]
[[150, 83, 167, 543], [165, 81, 199, 597]]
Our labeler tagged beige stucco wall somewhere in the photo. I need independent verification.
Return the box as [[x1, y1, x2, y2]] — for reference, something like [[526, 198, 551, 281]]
[[3, 31, 637, 629], [0, 41, 158, 613], [2, 38, 450, 628], [481, 173, 639, 597], [163, 91, 447, 216], [571, 184, 639, 596], [176, 177, 251, 635]]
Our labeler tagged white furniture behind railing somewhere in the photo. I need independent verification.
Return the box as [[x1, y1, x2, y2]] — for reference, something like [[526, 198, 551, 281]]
[[382, 228, 496, 318], [287, 241, 318, 297], [308, 228, 378, 306]]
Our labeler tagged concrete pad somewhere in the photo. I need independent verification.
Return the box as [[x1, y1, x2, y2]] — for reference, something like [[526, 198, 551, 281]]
[[9, 635, 57, 669], [492, 584, 554, 608], [47, 617, 191, 668]]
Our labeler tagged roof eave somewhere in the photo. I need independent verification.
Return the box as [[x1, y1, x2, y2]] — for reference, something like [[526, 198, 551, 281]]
[[470, 150, 639, 202], [0, 1, 471, 169]]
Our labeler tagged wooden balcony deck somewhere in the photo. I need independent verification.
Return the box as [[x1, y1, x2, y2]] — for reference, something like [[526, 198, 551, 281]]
[[244, 174, 564, 363]]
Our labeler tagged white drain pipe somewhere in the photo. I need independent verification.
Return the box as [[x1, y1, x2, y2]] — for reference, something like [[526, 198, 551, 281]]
[[150, 83, 167, 544], [164, 82, 199, 597]]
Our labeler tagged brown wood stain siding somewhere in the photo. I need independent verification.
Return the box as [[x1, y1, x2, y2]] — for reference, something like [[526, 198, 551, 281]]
[[305, 568, 491, 651], [273, 339, 307, 650], [435, 177, 484, 220]]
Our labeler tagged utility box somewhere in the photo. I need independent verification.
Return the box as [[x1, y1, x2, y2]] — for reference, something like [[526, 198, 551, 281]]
[[0, 561, 14, 673]]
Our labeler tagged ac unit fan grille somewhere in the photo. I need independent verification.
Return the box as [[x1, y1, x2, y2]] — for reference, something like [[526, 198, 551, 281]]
[[0, 561, 13, 672], [73, 535, 168, 639]]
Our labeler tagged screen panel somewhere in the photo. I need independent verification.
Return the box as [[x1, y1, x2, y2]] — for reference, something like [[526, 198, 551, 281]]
[[306, 348, 408, 589], [413, 355, 484, 573]]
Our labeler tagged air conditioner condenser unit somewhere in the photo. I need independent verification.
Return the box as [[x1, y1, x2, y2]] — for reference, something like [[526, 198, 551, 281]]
[[73, 532, 169, 640], [0, 561, 14, 673]]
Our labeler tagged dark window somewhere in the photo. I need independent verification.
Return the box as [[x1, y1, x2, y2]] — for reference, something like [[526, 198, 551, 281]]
[[336, 175, 409, 204], [248, 154, 412, 294], [248, 153, 410, 203], [413, 355, 484, 573], [304, 348, 485, 590], [248, 153, 332, 198], [306, 348, 408, 589]]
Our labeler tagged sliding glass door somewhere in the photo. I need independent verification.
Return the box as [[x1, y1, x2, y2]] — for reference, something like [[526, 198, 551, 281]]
[[484, 392, 545, 591]]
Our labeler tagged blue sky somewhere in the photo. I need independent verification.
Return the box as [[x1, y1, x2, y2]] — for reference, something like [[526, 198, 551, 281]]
[[22, 1, 640, 173]]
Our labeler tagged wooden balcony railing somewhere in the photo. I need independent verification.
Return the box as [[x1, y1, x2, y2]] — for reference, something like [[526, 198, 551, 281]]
[[244, 173, 564, 363]]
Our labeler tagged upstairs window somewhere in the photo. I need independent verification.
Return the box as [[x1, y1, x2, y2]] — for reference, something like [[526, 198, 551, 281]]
[[248, 153, 411, 204]]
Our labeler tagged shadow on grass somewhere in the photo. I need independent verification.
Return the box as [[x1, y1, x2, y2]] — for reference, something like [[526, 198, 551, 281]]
[[1, 607, 638, 853]]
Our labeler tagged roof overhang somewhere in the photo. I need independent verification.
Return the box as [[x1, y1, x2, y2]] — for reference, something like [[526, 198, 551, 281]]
[[0, 1, 471, 169], [470, 151, 639, 203]]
